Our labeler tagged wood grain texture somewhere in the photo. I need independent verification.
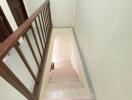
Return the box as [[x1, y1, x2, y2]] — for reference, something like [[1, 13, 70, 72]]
[[0, 0, 52, 100], [0, 0, 48, 59]]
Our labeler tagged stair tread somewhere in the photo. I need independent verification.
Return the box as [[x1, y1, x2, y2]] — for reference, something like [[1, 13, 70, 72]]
[[46, 88, 91, 99], [45, 96, 92, 100], [45, 62, 91, 100]]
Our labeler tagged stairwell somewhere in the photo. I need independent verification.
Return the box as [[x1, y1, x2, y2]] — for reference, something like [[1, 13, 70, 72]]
[[45, 61, 91, 100]]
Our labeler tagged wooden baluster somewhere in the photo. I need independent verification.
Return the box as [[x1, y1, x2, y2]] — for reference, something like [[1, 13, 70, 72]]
[[34, 19, 45, 52], [44, 17, 49, 41], [48, 1, 52, 27], [43, 4, 51, 47], [40, 7, 47, 43], [31, 26, 42, 59], [46, 24, 50, 38], [25, 34, 40, 69], [38, 14, 46, 48], [45, 12, 50, 34], [15, 44, 37, 81], [0, 1, 52, 100], [47, 2, 52, 33], [0, 61, 35, 100], [47, 10, 51, 38], [43, 6, 48, 39]]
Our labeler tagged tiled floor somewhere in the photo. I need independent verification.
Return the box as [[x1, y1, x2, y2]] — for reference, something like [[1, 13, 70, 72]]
[[45, 61, 91, 100]]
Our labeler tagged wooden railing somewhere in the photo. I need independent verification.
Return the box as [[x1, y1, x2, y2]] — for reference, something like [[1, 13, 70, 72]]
[[0, 0, 52, 100]]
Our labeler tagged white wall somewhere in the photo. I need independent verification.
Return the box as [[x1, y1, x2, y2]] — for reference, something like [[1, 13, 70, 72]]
[[74, 0, 132, 100], [50, 0, 76, 27], [24, 0, 76, 27], [0, 77, 27, 100], [23, 0, 46, 16]]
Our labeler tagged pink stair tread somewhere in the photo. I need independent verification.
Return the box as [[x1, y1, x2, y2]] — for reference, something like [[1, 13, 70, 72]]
[[45, 62, 91, 100]]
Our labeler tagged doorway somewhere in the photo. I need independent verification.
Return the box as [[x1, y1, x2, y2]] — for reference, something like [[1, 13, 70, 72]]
[[0, 7, 12, 43], [6, 0, 28, 26]]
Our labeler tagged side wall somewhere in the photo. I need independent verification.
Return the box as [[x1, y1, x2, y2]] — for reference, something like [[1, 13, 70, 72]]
[[74, 0, 132, 100]]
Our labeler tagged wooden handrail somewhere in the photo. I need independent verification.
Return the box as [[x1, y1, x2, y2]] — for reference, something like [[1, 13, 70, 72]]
[[0, 0, 52, 100], [0, 0, 48, 59]]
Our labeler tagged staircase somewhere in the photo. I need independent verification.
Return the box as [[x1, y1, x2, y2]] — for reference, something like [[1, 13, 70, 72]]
[[45, 61, 91, 100]]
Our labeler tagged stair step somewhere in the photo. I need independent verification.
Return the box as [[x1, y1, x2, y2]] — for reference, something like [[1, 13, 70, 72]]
[[52, 70, 76, 73], [49, 79, 80, 84], [50, 76, 78, 79], [48, 85, 81, 91], [48, 82, 81, 88], [46, 88, 91, 99], [50, 78, 80, 83], [51, 71, 77, 74], [50, 73, 78, 76], [45, 62, 92, 100], [45, 96, 92, 100], [50, 76, 79, 80]]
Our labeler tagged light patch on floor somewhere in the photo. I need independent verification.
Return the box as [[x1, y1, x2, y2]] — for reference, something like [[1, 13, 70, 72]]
[[52, 28, 73, 65]]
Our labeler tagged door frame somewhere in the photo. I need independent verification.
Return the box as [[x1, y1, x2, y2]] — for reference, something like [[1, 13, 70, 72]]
[[18, 0, 28, 19], [0, 6, 13, 33], [6, 0, 28, 26]]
